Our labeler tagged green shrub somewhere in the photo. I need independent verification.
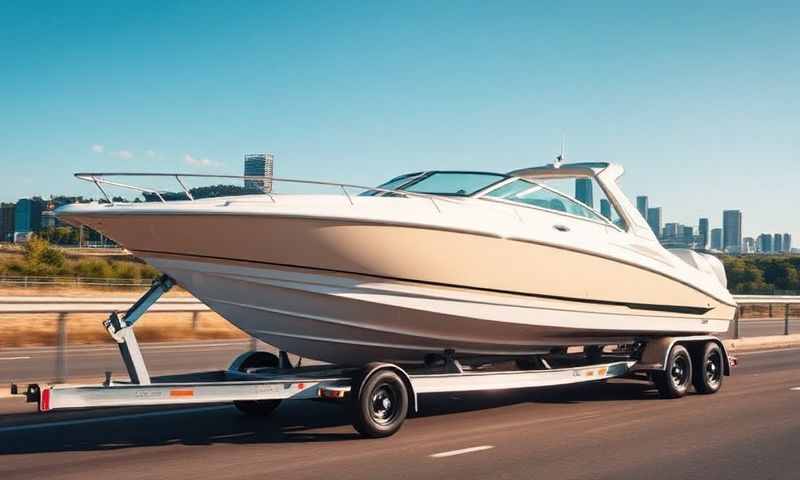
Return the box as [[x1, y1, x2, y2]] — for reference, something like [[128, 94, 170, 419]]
[[72, 258, 114, 279], [111, 261, 140, 281]]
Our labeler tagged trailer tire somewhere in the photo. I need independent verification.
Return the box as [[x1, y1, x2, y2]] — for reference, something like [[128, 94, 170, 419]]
[[692, 342, 724, 394], [233, 351, 282, 416], [350, 367, 408, 438], [652, 344, 692, 399]]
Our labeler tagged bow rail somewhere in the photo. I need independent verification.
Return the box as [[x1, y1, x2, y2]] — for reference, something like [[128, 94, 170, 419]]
[[74, 172, 463, 213]]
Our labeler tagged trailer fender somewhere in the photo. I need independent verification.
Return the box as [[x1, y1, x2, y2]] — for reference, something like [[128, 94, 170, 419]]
[[637, 336, 731, 376], [353, 362, 418, 413]]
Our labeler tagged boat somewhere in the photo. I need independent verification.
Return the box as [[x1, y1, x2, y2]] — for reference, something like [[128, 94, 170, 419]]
[[56, 162, 736, 364]]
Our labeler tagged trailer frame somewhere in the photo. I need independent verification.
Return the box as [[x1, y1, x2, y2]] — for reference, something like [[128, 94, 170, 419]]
[[10, 275, 735, 438]]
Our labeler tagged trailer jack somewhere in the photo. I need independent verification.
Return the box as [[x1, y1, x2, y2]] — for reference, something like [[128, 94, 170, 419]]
[[103, 275, 175, 385]]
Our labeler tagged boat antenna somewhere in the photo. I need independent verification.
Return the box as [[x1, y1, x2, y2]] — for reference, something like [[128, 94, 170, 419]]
[[554, 135, 565, 168]]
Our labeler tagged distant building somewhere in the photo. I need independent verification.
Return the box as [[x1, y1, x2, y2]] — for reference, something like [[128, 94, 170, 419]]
[[758, 233, 773, 253], [711, 228, 723, 251], [243, 153, 275, 193], [599, 199, 612, 220], [743, 237, 755, 254], [41, 210, 57, 229], [0, 203, 15, 242], [698, 218, 709, 250], [784, 233, 792, 253], [682, 225, 694, 248], [662, 222, 679, 241], [774, 233, 783, 253], [722, 210, 742, 253], [13, 198, 43, 236], [647, 207, 662, 238], [574, 179, 593, 208], [636, 196, 648, 220]]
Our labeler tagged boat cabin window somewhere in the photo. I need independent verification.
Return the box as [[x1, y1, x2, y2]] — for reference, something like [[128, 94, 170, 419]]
[[485, 179, 608, 223]]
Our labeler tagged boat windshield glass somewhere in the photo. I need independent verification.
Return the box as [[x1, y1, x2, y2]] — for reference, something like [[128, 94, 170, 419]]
[[359, 172, 425, 196], [485, 179, 607, 223], [401, 172, 508, 196]]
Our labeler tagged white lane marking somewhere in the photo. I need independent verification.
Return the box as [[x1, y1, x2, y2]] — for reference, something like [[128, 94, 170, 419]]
[[0, 357, 31, 361], [0, 405, 230, 434], [790, 387, 800, 391], [430, 445, 494, 458]]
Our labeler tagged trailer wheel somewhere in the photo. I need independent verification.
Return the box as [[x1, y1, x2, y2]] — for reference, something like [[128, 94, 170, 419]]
[[233, 351, 282, 416], [350, 367, 408, 438], [692, 342, 724, 394], [652, 344, 692, 399]]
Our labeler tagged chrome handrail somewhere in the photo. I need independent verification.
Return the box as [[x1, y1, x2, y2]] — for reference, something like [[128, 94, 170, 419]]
[[74, 172, 455, 212]]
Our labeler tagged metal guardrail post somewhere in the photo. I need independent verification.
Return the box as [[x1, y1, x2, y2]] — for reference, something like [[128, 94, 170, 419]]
[[734, 306, 741, 339], [192, 311, 199, 330], [55, 312, 68, 383], [785, 304, 790, 336]]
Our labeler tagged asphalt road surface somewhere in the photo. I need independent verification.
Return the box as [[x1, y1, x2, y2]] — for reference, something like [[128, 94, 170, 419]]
[[0, 347, 798, 480]]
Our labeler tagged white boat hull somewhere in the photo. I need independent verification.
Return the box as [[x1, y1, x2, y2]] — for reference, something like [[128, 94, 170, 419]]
[[145, 254, 731, 364]]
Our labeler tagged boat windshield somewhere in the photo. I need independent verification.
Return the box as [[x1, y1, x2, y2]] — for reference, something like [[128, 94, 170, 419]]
[[361, 171, 508, 197], [485, 179, 607, 223]]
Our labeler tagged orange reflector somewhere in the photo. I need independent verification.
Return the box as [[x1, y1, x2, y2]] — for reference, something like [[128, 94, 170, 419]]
[[170, 389, 194, 398], [297, 383, 305, 390]]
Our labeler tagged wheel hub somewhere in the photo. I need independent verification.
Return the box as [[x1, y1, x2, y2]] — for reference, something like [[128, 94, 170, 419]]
[[370, 385, 397, 425]]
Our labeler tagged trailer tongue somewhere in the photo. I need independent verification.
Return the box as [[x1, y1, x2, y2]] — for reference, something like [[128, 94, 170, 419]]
[[10, 275, 733, 438]]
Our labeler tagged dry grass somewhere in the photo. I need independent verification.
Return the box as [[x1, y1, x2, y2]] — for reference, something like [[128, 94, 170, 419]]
[[0, 311, 247, 348], [0, 285, 192, 297]]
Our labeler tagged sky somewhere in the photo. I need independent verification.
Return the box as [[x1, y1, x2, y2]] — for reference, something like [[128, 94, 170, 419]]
[[1, 1, 798, 239]]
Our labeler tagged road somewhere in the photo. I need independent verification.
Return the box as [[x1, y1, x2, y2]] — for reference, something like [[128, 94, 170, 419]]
[[0, 348, 798, 480]]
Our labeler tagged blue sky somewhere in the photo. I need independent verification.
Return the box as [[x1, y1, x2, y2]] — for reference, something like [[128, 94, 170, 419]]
[[1, 1, 798, 239]]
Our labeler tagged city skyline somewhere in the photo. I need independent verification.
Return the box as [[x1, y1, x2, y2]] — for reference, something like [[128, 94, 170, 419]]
[[1, 2, 798, 240]]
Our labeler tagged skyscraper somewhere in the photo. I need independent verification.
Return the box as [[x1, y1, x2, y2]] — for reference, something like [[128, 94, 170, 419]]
[[647, 207, 662, 238], [243, 153, 275, 193], [13, 198, 43, 235], [784, 233, 792, 252], [773, 233, 783, 253], [683, 226, 694, 248], [662, 223, 679, 242], [722, 210, 742, 253], [698, 218, 709, 249], [743, 237, 755, 253], [711, 228, 723, 250], [636, 196, 648, 219], [0, 203, 15, 242], [599, 199, 612, 220], [574, 178, 593, 208], [758, 233, 773, 253]]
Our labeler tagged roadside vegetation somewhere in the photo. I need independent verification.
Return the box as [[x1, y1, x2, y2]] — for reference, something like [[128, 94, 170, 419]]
[[0, 236, 159, 281], [721, 255, 800, 294]]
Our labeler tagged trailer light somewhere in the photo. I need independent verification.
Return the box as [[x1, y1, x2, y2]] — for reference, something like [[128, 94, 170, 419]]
[[318, 388, 347, 399], [40, 388, 51, 412]]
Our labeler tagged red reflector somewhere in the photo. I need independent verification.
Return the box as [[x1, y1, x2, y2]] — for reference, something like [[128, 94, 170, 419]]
[[297, 383, 305, 390], [40, 388, 51, 412]]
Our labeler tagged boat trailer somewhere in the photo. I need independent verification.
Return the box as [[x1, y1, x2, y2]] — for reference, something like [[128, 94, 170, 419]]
[[10, 275, 734, 438]]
